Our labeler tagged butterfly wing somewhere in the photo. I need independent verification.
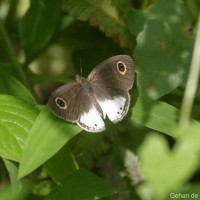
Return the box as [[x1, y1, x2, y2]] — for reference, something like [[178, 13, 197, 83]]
[[48, 82, 82, 122], [88, 55, 134, 123], [88, 55, 134, 92], [48, 82, 105, 132]]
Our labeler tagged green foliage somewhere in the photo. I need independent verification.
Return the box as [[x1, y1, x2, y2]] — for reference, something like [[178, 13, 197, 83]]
[[18, 106, 80, 178], [19, 0, 62, 62], [0, 0, 200, 200], [0, 95, 38, 161], [45, 168, 116, 200], [63, 0, 135, 48], [138, 128, 200, 199]]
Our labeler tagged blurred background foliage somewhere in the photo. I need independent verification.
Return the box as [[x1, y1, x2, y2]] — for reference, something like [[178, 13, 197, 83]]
[[0, 0, 200, 199]]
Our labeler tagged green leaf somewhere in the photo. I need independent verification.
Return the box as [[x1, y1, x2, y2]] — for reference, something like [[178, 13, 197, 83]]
[[131, 96, 179, 137], [19, 0, 62, 62], [0, 186, 12, 200], [44, 144, 78, 182], [147, 0, 191, 26], [3, 159, 32, 200], [0, 69, 37, 105], [135, 19, 192, 99], [125, 8, 146, 35], [63, 0, 135, 48], [70, 132, 110, 169], [126, 0, 191, 37], [0, 95, 39, 161], [3, 159, 22, 199], [19, 106, 81, 178], [138, 127, 200, 199], [45, 168, 116, 200], [133, 0, 193, 99]]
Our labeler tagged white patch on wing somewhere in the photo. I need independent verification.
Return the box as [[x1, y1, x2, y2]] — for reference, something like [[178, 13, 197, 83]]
[[98, 95, 130, 123], [77, 106, 105, 133]]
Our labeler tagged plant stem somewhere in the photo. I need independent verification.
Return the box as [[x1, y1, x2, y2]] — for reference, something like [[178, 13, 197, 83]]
[[179, 14, 200, 127], [0, 23, 35, 97]]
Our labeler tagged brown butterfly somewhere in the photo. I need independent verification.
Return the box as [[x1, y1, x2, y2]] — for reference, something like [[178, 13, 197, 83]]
[[48, 55, 134, 132]]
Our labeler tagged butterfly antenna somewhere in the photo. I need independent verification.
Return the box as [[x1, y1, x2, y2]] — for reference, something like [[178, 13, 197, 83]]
[[64, 71, 75, 78], [79, 56, 83, 76]]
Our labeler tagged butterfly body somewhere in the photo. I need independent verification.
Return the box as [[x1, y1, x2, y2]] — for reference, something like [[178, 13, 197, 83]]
[[48, 55, 134, 133]]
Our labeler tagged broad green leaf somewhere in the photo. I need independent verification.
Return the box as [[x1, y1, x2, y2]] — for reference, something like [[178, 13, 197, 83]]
[[3, 159, 32, 200], [19, 106, 81, 178], [131, 96, 179, 137], [132, 0, 193, 99], [63, 0, 135, 48], [0, 69, 37, 105], [175, 123, 200, 154], [45, 168, 116, 200], [3, 159, 22, 199], [70, 132, 110, 169], [138, 128, 200, 200], [19, 0, 62, 62], [125, 8, 146, 35], [126, 0, 191, 35], [0, 186, 12, 200], [44, 144, 78, 182], [147, 0, 191, 26], [0, 95, 39, 161], [134, 19, 192, 99]]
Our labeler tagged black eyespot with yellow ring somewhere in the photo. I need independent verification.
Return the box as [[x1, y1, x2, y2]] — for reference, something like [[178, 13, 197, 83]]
[[55, 97, 67, 109], [117, 61, 127, 75]]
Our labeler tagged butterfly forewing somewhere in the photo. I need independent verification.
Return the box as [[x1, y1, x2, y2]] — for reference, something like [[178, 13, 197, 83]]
[[88, 55, 134, 92], [48, 82, 82, 122]]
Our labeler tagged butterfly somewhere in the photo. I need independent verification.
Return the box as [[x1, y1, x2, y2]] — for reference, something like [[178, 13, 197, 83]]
[[48, 55, 134, 132]]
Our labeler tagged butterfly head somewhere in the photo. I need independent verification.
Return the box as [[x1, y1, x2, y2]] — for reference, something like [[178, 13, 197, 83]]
[[75, 74, 87, 83]]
